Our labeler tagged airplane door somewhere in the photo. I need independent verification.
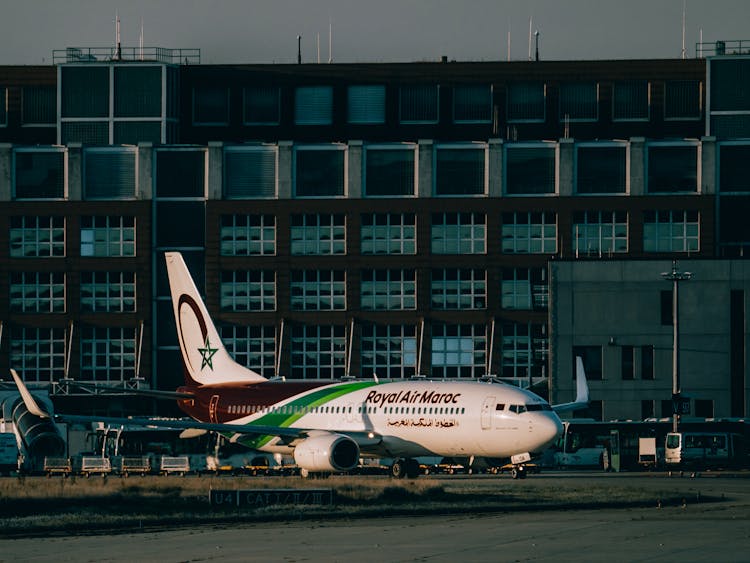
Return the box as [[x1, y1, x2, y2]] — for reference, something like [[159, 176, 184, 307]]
[[209, 394, 220, 423], [481, 397, 495, 430]]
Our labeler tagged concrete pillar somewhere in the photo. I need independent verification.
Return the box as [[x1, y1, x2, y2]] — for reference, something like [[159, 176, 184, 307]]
[[417, 139, 433, 198], [137, 142, 153, 200], [347, 140, 363, 198], [629, 137, 646, 196], [0, 144, 11, 201], [488, 138, 503, 197], [700, 136, 716, 195], [67, 143, 83, 201], [207, 141, 223, 200], [558, 138, 574, 196], [277, 141, 293, 199]]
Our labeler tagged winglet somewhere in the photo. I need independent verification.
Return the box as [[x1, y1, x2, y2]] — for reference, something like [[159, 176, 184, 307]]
[[552, 356, 590, 413], [10, 369, 50, 418]]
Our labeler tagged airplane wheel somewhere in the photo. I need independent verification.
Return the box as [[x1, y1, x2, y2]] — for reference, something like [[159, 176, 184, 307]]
[[390, 459, 406, 479]]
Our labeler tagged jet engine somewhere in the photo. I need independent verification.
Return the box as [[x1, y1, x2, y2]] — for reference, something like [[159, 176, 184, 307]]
[[293, 432, 359, 473], [2, 396, 65, 459]]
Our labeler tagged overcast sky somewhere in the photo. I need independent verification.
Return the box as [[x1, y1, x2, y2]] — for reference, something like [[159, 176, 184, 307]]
[[2, 0, 749, 65]]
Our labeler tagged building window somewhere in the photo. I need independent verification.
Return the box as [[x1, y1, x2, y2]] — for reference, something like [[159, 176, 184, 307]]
[[155, 149, 206, 197], [664, 80, 702, 120], [10, 327, 66, 383], [453, 84, 492, 123], [364, 145, 415, 196], [84, 147, 137, 199], [431, 269, 486, 310], [641, 400, 655, 419], [505, 144, 556, 195], [220, 270, 276, 311], [294, 146, 345, 197], [613, 81, 649, 121], [243, 86, 280, 125], [290, 213, 345, 255], [559, 82, 598, 121], [220, 214, 276, 256], [361, 213, 416, 255], [694, 399, 714, 418], [291, 325, 346, 379], [621, 345, 634, 380], [572, 345, 603, 380], [114, 66, 162, 118], [361, 324, 417, 378], [501, 322, 547, 380], [501, 212, 557, 254], [114, 121, 161, 145], [660, 290, 673, 326], [435, 145, 486, 196], [61, 121, 109, 145], [193, 85, 229, 125], [0, 86, 7, 125], [290, 270, 346, 310], [224, 146, 277, 198], [13, 149, 65, 199], [22, 86, 56, 125], [10, 272, 65, 313], [719, 144, 750, 193], [572, 211, 628, 255], [61, 66, 109, 118], [10, 216, 65, 258], [295, 86, 333, 125], [220, 325, 276, 378], [643, 210, 699, 253], [502, 268, 547, 310], [647, 144, 698, 193], [507, 83, 545, 122], [80, 326, 136, 382], [80, 216, 136, 257], [432, 324, 486, 378], [348, 85, 386, 124], [361, 269, 416, 310], [576, 145, 627, 194], [641, 345, 654, 380], [399, 84, 439, 123], [431, 212, 486, 254], [80, 271, 135, 313]]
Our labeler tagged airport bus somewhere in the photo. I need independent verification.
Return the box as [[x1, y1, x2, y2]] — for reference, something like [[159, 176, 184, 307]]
[[554, 419, 750, 471], [665, 430, 747, 470]]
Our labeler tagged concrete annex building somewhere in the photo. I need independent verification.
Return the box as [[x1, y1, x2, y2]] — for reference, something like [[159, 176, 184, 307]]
[[0, 43, 748, 420]]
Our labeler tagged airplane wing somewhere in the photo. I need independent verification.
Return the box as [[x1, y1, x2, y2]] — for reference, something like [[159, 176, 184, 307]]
[[552, 356, 590, 413], [9, 369, 381, 447]]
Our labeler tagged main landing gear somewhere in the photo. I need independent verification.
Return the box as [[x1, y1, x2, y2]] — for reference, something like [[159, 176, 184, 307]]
[[510, 464, 527, 479], [390, 458, 420, 479]]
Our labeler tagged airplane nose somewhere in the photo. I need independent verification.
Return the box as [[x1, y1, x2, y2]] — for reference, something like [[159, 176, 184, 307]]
[[533, 413, 564, 452]]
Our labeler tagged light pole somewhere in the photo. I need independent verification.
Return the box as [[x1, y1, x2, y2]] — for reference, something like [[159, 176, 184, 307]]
[[661, 260, 692, 432]]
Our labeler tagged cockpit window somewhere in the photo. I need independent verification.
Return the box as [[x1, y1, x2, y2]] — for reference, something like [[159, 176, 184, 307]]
[[495, 404, 505, 411], [526, 404, 553, 411], [509, 405, 526, 414]]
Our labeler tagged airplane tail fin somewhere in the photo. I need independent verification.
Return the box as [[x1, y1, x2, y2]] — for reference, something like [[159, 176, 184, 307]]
[[552, 356, 590, 413], [165, 252, 266, 385]]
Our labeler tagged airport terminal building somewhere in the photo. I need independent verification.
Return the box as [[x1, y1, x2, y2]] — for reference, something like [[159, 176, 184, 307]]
[[0, 44, 748, 419]]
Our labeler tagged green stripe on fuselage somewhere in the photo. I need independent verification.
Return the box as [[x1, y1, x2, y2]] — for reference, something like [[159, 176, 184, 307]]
[[229, 380, 378, 449]]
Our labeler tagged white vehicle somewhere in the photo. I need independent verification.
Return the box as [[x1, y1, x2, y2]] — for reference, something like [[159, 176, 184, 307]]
[[665, 431, 745, 469], [8, 252, 589, 480]]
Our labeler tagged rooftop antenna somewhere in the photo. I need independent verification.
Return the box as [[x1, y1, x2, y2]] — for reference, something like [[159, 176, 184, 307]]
[[681, 0, 686, 59], [139, 16, 144, 60], [699, 27, 703, 58], [297, 35, 302, 64], [528, 16, 533, 60], [507, 23, 511, 61], [535, 30, 540, 61], [317, 33, 320, 63], [328, 18, 333, 63], [115, 10, 122, 60]]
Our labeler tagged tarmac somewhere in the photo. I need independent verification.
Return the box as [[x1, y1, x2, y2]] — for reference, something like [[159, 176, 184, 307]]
[[3, 473, 750, 562]]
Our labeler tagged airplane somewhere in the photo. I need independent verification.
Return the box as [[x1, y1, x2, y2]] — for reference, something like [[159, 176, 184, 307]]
[[8, 251, 589, 479]]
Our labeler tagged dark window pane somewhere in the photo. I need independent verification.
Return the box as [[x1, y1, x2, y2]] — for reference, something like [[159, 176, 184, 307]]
[[61, 66, 109, 118], [14, 151, 65, 199], [193, 85, 228, 124], [506, 146, 555, 194], [613, 81, 649, 120], [295, 149, 344, 197], [577, 146, 626, 194], [648, 145, 697, 193], [559, 83, 598, 121], [114, 66, 162, 117], [435, 148, 485, 195], [453, 85, 492, 122], [22, 86, 56, 124], [365, 148, 414, 196], [719, 145, 750, 193], [244, 86, 280, 124], [507, 83, 545, 122], [155, 201, 205, 247], [400, 84, 438, 123], [84, 149, 136, 199], [113, 121, 161, 144], [225, 149, 276, 198], [665, 80, 701, 119], [156, 150, 206, 197]]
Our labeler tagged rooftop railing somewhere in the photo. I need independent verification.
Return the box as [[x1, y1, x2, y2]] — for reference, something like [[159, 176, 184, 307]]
[[696, 40, 750, 57], [53, 46, 200, 65]]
